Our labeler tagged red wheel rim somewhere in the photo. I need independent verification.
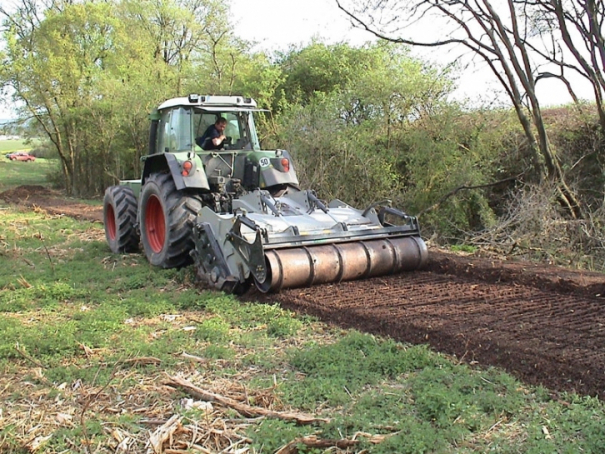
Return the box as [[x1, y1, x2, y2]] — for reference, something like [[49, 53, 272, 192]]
[[106, 205, 116, 240], [145, 195, 165, 253]]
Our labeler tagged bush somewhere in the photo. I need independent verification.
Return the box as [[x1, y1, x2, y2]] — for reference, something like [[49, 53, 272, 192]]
[[470, 182, 605, 269]]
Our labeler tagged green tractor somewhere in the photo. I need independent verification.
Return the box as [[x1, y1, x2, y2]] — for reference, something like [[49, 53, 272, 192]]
[[103, 95, 427, 293]]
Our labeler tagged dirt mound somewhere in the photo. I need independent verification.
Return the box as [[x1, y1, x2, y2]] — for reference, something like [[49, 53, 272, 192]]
[[1, 184, 53, 199], [427, 250, 605, 299], [0, 185, 103, 223]]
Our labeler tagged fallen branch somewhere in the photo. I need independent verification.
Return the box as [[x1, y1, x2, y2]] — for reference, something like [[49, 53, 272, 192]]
[[38, 231, 55, 275], [181, 351, 207, 363], [14, 343, 45, 368], [80, 362, 121, 454], [275, 432, 396, 454], [275, 435, 358, 454], [165, 375, 329, 425], [417, 174, 523, 218], [122, 356, 162, 366]]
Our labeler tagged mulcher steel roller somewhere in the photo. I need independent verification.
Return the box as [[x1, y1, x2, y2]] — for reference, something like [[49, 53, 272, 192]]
[[102, 94, 428, 293], [260, 236, 428, 292]]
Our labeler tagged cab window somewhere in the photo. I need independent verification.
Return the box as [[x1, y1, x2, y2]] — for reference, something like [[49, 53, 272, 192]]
[[156, 107, 193, 153], [193, 111, 247, 149]]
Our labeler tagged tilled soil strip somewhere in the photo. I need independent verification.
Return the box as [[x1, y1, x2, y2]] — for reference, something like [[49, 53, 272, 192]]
[[252, 270, 605, 399]]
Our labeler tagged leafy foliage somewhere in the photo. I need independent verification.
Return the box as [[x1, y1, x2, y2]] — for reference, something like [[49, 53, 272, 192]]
[[0, 0, 265, 196], [2, 1, 605, 264]]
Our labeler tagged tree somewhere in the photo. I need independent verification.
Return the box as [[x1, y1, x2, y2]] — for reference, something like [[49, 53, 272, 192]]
[[0, 0, 239, 195], [273, 42, 453, 206], [525, 0, 605, 135], [337, 0, 582, 218], [0, 1, 124, 194]]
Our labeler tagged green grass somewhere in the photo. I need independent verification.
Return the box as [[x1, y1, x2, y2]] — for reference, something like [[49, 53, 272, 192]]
[[450, 244, 478, 253], [0, 138, 36, 154], [1, 206, 605, 453], [0, 158, 57, 191]]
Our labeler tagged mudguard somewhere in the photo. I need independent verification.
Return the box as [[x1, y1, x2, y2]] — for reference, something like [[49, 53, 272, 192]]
[[142, 153, 210, 190]]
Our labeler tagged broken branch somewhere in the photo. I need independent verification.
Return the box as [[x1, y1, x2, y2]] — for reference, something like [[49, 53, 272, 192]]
[[165, 375, 329, 425]]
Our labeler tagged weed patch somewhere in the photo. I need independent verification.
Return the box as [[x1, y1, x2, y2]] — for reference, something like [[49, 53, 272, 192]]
[[409, 365, 526, 432], [284, 331, 439, 408], [1, 282, 85, 313], [193, 316, 231, 342], [203, 344, 235, 359], [115, 295, 177, 317], [248, 420, 317, 453], [267, 315, 303, 337], [205, 296, 303, 330]]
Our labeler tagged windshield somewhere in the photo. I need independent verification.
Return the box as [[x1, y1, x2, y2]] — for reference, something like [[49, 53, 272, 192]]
[[193, 109, 261, 151]]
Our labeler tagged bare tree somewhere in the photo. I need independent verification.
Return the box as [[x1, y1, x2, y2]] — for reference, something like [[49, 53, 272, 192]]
[[525, 0, 605, 134], [337, 0, 582, 218]]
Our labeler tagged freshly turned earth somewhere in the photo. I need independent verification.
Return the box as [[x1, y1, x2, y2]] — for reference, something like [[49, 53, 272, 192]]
[[4, 185, 605, 398], [0, 185, 104, 222], [255, 255, 605, 399]]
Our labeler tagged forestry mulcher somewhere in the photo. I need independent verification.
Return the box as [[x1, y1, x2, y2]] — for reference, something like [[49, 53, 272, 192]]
[[103, 95, 428, 293]]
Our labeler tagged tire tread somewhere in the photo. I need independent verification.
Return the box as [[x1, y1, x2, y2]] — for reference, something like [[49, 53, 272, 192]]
[[140, 173, 202, 268], [104, 186, 140, 253]]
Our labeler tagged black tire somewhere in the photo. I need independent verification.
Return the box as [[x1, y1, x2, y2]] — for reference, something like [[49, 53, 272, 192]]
[[139, 173, 202, 268], [103, 186, 140, 253]]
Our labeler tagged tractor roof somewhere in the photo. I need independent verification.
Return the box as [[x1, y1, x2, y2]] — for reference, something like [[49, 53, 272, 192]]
[[158, 95, 258, 111]]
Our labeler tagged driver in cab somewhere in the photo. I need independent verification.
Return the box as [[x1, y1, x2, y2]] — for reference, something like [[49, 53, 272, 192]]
[[197, 117, 228, 150]]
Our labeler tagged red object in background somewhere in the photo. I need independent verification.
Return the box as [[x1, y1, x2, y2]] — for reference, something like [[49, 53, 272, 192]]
[[6, 152, 36, 161]]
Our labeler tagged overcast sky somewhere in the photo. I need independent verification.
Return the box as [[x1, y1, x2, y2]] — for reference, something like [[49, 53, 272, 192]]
[[230, 0, 370, 50]]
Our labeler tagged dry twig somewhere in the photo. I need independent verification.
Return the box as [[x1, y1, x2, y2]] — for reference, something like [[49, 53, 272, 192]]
[[14, 343, 46, 368], [148, 414, 182, 454], [165, 375, 329, 425], [275, 432, 397, 454], [417, 174, 523, 218], [122, 357, 162, 366]]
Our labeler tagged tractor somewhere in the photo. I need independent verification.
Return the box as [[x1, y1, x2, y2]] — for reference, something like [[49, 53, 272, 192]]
[[103, 95, 427, 293]]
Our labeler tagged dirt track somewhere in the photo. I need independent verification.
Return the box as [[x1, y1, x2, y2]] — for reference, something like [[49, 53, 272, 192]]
[[3, 185, 605, 398]]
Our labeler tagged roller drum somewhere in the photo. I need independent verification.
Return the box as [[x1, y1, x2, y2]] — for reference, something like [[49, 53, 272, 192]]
[[255, 236, 428, 293]]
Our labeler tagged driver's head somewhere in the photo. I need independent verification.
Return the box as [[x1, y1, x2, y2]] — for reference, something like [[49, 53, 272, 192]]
[[215, 117, 227, 133]]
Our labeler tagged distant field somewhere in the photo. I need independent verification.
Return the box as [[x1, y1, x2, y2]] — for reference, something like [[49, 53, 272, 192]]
[[0, 157, 57, 191], [0, 138, 38, 153]]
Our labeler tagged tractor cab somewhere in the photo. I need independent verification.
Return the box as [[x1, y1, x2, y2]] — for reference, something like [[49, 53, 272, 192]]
[[151, 95, 263, 154], [144, 95, 299, 198]]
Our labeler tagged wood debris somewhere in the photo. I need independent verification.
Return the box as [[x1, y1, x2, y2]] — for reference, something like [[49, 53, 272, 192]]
[[275, 431, 397, 454], [165, 375, 329, 425], [148, 414, 182, 454]]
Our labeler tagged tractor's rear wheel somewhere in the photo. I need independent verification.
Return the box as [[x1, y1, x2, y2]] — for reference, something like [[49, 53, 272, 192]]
[[103, 186, 140, 253], [139, 173, 202, 268]]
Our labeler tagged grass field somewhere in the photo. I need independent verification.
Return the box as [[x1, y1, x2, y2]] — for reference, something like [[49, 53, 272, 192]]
[[0, 139, 37, 154], [1, 158, 604, 453], [0, 158, 57, 191], [0, 204, 604, 453]]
